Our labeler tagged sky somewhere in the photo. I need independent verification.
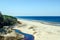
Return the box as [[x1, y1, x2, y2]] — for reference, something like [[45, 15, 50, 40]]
[[0, 0, 60, 16]]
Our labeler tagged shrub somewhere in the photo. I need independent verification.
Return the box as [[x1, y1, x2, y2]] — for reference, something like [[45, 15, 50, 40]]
[[0, 12, 17, 28], [3, 15, 17, 26]]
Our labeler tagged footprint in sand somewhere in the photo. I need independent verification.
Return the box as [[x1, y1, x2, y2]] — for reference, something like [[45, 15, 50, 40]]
[[28, 27, 34, 29], [33, 31, 37, 34], [28, 26, 38, 35]]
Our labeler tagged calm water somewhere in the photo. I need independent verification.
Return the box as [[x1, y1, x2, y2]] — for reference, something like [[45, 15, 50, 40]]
[[16, 16, 60, 23], [15, 29, 34, 40]]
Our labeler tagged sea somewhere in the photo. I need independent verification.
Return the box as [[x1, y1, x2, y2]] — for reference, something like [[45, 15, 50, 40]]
[[16, 16, 60, 23]]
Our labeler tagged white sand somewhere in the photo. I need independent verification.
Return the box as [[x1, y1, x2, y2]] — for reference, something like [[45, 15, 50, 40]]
[[13, 19, 60, 40]]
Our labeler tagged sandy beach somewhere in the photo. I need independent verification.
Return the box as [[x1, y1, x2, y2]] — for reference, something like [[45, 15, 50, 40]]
[[13, 19, 60, 40]]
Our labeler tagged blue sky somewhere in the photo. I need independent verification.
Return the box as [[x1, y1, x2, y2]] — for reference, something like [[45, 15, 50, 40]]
[[0, 0, 60, 16]]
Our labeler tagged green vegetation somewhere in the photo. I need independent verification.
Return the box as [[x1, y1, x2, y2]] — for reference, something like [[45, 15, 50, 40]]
[[3, 15, 17, 26], [0, 12, 17, 28]]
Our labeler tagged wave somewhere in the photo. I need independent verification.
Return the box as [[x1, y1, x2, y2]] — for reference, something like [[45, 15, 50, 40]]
[[17, 18, 60, 26]]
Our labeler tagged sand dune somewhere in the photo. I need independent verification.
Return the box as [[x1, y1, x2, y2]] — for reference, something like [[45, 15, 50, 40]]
[[13, 19, 60, 40]]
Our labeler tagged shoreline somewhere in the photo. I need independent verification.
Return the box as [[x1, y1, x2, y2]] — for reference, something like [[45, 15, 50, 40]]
[[17, 18, 60, 26], [13, 19, 60, 40]]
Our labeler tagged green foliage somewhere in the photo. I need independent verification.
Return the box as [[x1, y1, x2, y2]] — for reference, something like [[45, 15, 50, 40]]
[[0, 12, 4, 28], [0, 12, 17, 28], [3, 15, 17, 26]]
